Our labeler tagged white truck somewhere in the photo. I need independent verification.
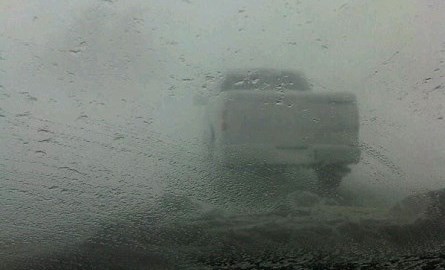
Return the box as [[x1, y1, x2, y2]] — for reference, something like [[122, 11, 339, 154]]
[[202, 69, 360, 190]]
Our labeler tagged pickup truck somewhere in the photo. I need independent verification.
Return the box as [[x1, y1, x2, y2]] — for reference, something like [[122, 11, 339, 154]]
[[202, 68, 360, 190]]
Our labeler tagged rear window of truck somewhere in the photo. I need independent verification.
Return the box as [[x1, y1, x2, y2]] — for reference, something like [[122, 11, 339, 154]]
[[221, 70, 311, 91]]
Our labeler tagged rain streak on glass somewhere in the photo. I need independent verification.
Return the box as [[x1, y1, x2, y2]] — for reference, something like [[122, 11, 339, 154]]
[[1, 0, 445, 269]]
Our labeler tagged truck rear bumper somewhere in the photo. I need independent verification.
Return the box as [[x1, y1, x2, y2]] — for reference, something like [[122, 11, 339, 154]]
[[214, 144, 360, 167]]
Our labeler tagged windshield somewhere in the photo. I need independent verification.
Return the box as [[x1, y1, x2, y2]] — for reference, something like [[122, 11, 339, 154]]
[[2, 1, 445, 269]]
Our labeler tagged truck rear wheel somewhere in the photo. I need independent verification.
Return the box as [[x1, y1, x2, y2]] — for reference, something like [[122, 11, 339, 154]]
[[314, 164, 351, 193]]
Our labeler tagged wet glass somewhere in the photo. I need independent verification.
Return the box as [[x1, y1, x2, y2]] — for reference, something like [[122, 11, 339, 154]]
[[1, 1, 445, 269]]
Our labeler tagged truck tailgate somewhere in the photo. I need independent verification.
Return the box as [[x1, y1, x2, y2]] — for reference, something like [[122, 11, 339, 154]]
[[221, 90, 359, 148]]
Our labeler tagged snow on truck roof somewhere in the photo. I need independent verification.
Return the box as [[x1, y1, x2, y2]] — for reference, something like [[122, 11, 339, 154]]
[[221, 68, 311, 91]]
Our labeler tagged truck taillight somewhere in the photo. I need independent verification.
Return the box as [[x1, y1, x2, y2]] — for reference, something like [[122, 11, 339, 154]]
[[221, 108, 228, 131], [221, 121, 227, 131]]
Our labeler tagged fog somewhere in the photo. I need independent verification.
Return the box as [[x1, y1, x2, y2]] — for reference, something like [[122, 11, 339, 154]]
[[1, 0, 445, 267]]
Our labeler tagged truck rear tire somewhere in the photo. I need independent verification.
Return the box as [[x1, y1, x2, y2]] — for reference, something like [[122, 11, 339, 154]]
[[314, 164, 351, 194]]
